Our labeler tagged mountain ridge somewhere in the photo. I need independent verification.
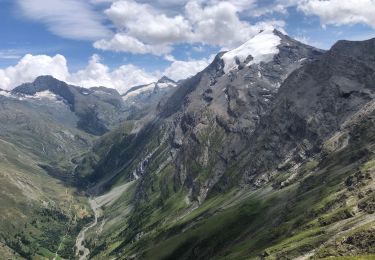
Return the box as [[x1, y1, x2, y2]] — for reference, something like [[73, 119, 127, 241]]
[[122, 76, 177, 99], [70, 31, 375, 259], [0, 31, 374, 259]]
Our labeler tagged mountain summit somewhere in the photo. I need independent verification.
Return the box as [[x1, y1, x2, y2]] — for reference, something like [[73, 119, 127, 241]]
[[222, 29, 282, 73], [1, 32, 374, 260], [70, 33, 374, 259]]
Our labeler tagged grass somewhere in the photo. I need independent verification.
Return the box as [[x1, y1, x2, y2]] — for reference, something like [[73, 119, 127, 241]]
[[143, 199, 264, 260], [62, 97, 375, 260], [0, 138, 92, 259], [361, 159, 375, 172], [321, 255, 375, 260], [117, 129, 375, 260]]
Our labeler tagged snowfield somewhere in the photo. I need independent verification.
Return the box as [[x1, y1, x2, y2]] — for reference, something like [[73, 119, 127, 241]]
[[222, 30, 281, 73]]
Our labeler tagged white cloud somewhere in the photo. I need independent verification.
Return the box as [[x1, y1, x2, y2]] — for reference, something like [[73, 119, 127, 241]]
[[69, 54, 159, 93], [0, 52, 215, 93], [163, 56, 213, 81], [0, 50, 22, 60], [105, 0, 192, 44], [205, 0, 257, 11], [298, 0, 375, 29], [17, 0, 111, 40], [93, 0, 284, 55], [90, 0, 116, 3], [249, 3, 289, 17], [0, 54, 158, 94], [0, 54, 69, 90], [185, 1, 258, 47], [256, 0, 375, 29], [93, 0, 193, 54], [94, 34, 172, 55]]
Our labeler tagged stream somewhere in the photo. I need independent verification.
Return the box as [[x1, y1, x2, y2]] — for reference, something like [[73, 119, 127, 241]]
[[75, 198, 101, 260], [74, 181, 134, 259]]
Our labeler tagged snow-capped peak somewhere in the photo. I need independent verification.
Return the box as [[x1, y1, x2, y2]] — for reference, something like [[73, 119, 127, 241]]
[[122, 76, 177, 100], [122, 83, 156, 100], [155, 76, 177, 89], [221, 29, 281, 73]]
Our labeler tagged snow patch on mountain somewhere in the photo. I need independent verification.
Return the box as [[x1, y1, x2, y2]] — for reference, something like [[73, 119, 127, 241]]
[[31, 90, 59, 101], [157, 82, 176, 89], [222, 30, 281, 73], [122, 76, 177, 100], [0, 89, 65, 104], [122, 83, 156, 100]]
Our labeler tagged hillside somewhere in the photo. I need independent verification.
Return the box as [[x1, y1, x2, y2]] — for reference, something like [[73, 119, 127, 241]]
[[0, 30, 374, 260], [70, 31, 375, 259], [0, 74, 175, 259]]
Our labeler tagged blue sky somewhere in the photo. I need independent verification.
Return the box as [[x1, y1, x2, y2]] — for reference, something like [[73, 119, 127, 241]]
[[0, 0, 374, 93]]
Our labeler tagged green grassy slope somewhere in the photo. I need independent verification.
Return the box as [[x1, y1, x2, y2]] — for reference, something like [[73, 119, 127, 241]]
[[0, 138, 94, 259], [0, 96, 98, 258], [84, 105, 375, 260]]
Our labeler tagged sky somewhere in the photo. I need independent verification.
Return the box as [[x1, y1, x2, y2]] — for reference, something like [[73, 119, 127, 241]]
[[0, 0, 374, 93]]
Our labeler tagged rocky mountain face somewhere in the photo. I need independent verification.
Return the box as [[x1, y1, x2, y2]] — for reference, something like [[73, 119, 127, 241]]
[[0, 79, 98, 259], [238, 37, 375, 187], [71, 30, 375, 259], [1, 30, 375, 260], [0, 75, 176, 161], [12, 75, 127, 135], [122, 76, 177, 124], [160, 30, 324, 202], [77, 29, 324, 196], [0, 75, 176, 258], [123, 76, 177, 99]]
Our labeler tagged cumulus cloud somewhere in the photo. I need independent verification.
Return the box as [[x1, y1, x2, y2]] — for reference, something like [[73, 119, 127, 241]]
[[104, 0, 192, 44], [94, 34, 172, 55], [16, 0, 111, 40], [205, 0, 257, 11], [0, 54, 158, 93], [94, 0, 192, 54], [254, 0, 375, 29], [69, 54, 159, 93], [0, 54, 69, 90], [15, 0, 375, 58], [93, 0, 282, 55], [185, 1, 258, 47], [298, 0, 375, 29], [163, 56, 214, 81], [0, 53, 212, 93]]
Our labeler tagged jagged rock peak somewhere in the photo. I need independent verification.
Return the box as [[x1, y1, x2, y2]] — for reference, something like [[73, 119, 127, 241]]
[[33, 75, 62, 84], [157, 76, 176, 84], [11, 75, 69, 96], [155, 76, 177, 89], [329, 37, 375, 63]]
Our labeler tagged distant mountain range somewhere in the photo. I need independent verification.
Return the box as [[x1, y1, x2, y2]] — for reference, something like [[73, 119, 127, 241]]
[[0, 29, 374, 259]]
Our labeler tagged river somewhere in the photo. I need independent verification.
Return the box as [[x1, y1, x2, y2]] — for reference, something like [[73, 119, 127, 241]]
[[74, 181, 134, 259], [75, 198, 101, 260]]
